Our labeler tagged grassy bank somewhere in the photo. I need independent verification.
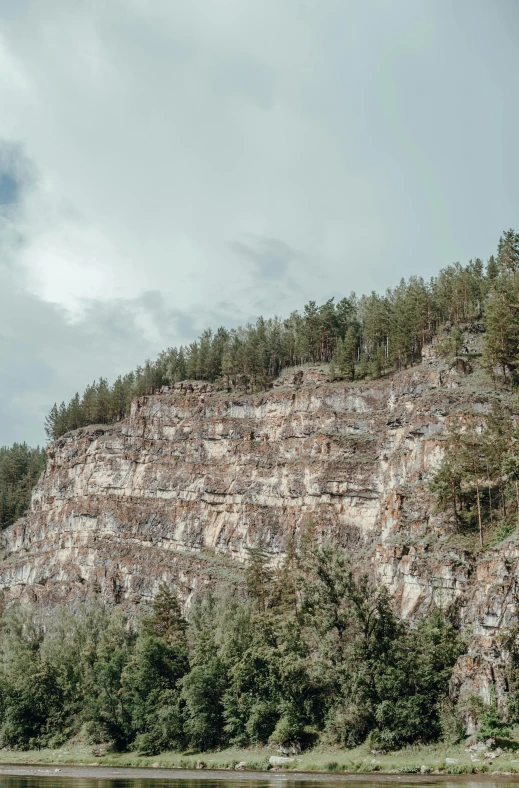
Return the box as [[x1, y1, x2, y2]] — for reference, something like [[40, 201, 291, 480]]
[[1, 740, 519, 776]]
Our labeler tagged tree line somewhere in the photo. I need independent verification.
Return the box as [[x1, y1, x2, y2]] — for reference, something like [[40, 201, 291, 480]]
[[0, 542, 465, 753], [0, 444, 46, 530], [44, 229, 519, 440]]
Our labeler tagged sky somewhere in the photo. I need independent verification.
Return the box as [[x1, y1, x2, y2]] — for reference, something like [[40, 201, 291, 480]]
[[0, 0, 518, 446]]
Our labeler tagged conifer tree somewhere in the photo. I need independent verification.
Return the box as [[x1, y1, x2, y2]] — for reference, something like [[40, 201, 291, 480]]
[[358, 352, 369, 379], [483, 287, 519, 381], [338, 328, 356, 380], [44, 404, 59, 440], [221, 351, 233, 390], [143, 583, 187, 645], [497, 229, 519, 275], [502, 453, 519, 527], [177, 347, 187, 381], [486, 255, 499, 283], [271, 530, 299, 615], [0, 444, 46, 528], [245, 543, 273, 614], [430, 419, 466, 522]]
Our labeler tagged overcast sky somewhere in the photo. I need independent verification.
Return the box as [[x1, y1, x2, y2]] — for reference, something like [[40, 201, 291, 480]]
[[1, 0, 518, 446]]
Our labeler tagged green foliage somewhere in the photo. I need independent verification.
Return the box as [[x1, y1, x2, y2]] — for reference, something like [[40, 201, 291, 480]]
[[301, 548, 463, 749], [498, 626, 519, 726], [437, 324, 465, 360], [0, 602, 134, 749], [181, 595, 228, 751], [245, 543, 273, 614], [431, 401, 519, 545], [0, 444, 46, 529], [337, 328, 357, 380], [438, 696, 465, 743], [142, 582, 187, 645], [123, 637, 188, 754], [491, 517, 515, 545], [0, 546, 509, 756], [476, 690, 511, 741]]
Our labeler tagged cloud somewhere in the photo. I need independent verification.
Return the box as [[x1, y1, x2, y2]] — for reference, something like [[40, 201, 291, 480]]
[[0, 258, 238, 444], [0, 0, 518, 443], [0, 172, 18, 205], [230, 235, 300, 280]]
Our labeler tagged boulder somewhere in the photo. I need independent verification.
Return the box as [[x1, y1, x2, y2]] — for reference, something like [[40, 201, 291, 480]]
[[269, 756, 294, 767]]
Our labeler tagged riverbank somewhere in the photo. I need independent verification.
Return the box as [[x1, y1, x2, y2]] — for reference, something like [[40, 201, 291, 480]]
[[0, 763, 518, 783], [1, 741, 519, 777]]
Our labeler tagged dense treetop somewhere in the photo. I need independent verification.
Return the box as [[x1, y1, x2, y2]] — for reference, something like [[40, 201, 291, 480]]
[[44, 229, 519, 440]]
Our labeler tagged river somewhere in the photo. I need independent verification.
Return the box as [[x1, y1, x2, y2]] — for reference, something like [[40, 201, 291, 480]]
[[0, 765, 519, 788]]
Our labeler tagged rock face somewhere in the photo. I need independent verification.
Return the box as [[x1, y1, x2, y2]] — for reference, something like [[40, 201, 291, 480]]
[[1, 351, 518, 711]]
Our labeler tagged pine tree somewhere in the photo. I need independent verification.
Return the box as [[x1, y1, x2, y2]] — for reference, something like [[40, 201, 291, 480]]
[[439, 324, 464, 361], [143, 583, 187, 645], [483, 287, 519, 381], [271, 531, 299, 615], [484, 401, 513, 519], [111, 378, 126, 421], [0, 444, 46, 529], [497, 229, 519, 275], [461, 423, 487, 546], [44, 404, 59, 440], [338, 328, 356, 380], [430, 420, 466, 522], [486, 255, 499, 283], [221, 351, 233, 390], [96, 378, 111, 423], [502, 453, 519, 528], [187, 343, 199, 380], [369, 346, 386, 379], [245, 543, 273, 614]]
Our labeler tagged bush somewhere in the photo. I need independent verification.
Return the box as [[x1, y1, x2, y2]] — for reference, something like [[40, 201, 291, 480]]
[[476, 692, 511, 741], [438, 696, 465, 743]]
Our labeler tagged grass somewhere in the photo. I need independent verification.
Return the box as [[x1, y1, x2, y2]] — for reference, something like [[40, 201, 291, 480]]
[[2, 739, 519, 775]]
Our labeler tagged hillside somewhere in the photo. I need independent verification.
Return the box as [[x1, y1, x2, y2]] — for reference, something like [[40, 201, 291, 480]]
[[1, 325, 518, 736], [1, 231, 519, 751]]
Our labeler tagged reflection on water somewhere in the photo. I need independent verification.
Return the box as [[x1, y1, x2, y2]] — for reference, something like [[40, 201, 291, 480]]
[[1, 776, 519, 788]]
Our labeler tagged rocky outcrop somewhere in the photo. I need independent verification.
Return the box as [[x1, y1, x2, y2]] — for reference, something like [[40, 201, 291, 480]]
[[1, 349, 518, 712]]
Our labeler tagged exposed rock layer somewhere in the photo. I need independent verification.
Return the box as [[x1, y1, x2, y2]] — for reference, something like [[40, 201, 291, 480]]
[[1, 353, 518, 709]]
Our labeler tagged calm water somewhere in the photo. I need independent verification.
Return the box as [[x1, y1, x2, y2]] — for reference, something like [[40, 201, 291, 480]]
[[1, 774, 519, 788]]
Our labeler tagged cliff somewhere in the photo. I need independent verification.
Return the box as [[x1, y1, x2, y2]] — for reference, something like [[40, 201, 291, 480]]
[[1, 339, 518, 721]]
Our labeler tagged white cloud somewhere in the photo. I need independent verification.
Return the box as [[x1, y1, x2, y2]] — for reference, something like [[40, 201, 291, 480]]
[[0, 0, 518, 442]]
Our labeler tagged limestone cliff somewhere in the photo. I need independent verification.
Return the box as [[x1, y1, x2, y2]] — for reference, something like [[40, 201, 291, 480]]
[[1, 342, 518, 715]]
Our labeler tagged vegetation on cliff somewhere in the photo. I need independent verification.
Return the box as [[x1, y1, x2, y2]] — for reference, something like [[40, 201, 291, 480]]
[[0, 545, 463, 754], [430, 401, 519, 547], [0, 444, 46, 529], [44, 229, 519, 440]]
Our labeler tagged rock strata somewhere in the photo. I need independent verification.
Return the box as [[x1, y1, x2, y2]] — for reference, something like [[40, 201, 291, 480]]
[[0, 355, 518, 710]]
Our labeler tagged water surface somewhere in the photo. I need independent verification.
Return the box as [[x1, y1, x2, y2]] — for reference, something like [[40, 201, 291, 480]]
[[1, 768, 519, 788]]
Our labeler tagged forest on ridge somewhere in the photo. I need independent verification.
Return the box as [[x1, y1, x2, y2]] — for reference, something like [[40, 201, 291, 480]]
[[42, 228, 519, 441]]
